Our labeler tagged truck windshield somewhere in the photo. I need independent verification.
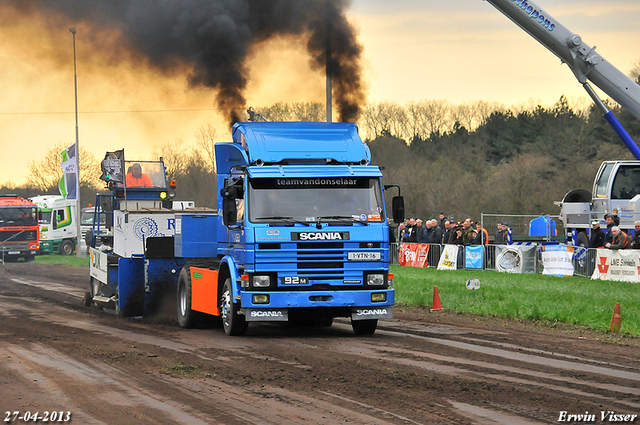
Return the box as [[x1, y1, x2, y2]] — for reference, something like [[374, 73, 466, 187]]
[[123, 160, 167, 189], [81, 211, 107, 226], [594, 163, 615, 198], [610, 165, 640, 200], [0, 207, 38, 227], [39, 210, 52, 225], [248, 177, 385, 223]]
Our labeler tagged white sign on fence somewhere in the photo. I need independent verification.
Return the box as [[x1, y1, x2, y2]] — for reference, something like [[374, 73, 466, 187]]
[[437, 245, 458, 271], [541, 245, 574, 277], [591, 249, 640, 282]]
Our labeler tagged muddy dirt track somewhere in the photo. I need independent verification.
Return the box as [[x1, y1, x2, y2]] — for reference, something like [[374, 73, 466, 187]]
[[1, 262, 639, 424]]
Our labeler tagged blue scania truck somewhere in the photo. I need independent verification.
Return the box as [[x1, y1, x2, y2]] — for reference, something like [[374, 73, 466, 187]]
[[87, 121, 403, 336]]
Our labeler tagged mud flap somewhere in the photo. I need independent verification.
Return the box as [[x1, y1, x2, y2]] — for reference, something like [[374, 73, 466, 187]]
[[144, 258, 186, 315], [351, 307, 393, 321], [118, 257, 145, 317], [243, 309, 289, 322]]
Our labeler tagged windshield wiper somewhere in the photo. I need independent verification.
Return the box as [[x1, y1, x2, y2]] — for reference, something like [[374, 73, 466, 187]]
[[254, 216, 312, 226], [318, 215, 369, 225]]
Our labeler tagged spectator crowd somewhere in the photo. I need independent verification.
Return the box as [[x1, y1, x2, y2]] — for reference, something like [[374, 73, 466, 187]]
[[393, 208, 640, 250], [590, 209, 640, 250], [395, 213, 509, 247]]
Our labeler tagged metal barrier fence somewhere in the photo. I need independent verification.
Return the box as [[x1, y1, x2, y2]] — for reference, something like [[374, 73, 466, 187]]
[[390, 243, 599, 278], [481, 213, 565, 243]]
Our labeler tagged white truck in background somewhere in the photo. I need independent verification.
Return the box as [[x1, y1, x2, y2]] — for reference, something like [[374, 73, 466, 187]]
[[29, 195, 77, 255], [485, 0, 640, 244]]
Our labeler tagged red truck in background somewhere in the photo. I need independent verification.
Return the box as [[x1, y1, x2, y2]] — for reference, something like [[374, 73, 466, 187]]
[[0, 195, 39, 262]]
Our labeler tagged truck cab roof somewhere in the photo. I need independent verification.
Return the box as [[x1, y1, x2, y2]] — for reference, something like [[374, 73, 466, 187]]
[[231, 122, 371, 166]]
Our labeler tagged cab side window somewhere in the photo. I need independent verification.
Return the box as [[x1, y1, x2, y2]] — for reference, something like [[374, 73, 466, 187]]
[[53, 209, 66, 229]]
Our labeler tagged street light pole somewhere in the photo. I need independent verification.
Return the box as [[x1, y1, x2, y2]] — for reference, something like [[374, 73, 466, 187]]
[[69, 27, 83, 258]]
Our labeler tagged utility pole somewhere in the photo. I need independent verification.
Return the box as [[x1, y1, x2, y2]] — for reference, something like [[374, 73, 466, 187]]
[[70, 27, 84, 258], [325, 1, 332, 123]]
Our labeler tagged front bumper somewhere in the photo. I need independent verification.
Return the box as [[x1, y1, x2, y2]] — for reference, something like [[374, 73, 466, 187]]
[[240, 289, 394, 321]]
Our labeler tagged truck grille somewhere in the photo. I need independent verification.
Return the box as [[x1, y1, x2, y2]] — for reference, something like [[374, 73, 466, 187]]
[[0, 230, 37, 242], [254, 241, 383, 286]]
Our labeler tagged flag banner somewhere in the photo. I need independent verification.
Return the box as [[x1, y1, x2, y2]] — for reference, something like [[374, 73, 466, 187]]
[[59, 142, 79, 200], [437, 245, 458, 271], [100, 150, 125, 183], [465, 245, 483, 269], [496, 245, 536, 274], [398, 243, 430, 268], [541, 245, 574, 277], [591, 249, 640, 282]]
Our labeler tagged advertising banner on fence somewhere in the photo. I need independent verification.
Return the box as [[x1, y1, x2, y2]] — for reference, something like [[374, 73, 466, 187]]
[[591, 249, 640, 282], [496, 244, 536, 274], [398, 243, 430, 268], [437, 245, 459, 271], [541, 245, 574, 277], [465, 245, 483, 269]]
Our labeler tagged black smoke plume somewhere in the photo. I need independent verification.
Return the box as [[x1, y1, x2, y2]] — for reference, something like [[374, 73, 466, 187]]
[[10, 0, 364, 125]]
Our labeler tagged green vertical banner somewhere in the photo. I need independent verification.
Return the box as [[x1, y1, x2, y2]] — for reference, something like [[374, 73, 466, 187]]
[[60, 142, 79, 200]]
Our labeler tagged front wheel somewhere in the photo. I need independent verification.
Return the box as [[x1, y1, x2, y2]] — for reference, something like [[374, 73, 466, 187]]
[[351, 319, 377, 335], [220, 278, 247, 336], [60, 240, 75, 256], [177, 267, 197, 328]]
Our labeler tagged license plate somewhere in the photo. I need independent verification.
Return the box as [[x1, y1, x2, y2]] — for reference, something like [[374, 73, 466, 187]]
[[8, 251, 20, 255], [348, 252, 380, 261]]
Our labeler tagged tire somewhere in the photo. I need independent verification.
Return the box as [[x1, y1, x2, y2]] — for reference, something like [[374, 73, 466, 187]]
[[351, 319, 378, 335], [83, 291, 92, 307], [24, 255, 35, 262], [577, 232, 589, 247], [89, 277, 99, 298], [60, 240, 75, 256], [316, 317, 334, 327], [220, 278, 247, 336], [177, 267, 197, 328]]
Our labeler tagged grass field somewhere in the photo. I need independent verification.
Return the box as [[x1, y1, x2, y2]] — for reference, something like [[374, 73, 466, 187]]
[[33, 254, 90, 268], [391, 265, 640, 336]]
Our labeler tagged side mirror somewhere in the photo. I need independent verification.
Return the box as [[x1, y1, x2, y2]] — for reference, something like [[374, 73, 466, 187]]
[[392, 196, 404, 223], [222, 197, 237, 226]]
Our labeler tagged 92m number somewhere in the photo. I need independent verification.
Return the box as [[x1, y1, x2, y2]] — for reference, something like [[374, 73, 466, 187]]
[[282, 276, 308, 285]]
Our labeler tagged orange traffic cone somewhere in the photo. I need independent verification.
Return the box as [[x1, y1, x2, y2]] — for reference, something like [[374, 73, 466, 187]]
[[610, 302, 622, 332], [431, 286, 443, 312]]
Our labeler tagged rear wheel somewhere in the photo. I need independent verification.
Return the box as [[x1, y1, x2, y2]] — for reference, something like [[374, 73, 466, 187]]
[[351, 319, 378, 335], [60, 240, 75, 256], [220, 278, 247, 336], [177, 267, 197, 328]]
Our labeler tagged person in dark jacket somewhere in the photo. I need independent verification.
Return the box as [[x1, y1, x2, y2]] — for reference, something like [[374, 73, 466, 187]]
[[442, 220, 451, 244], [429, 219, 443, 244], [589, 220, 605, 248], [415, 219, 427, 243], [606, 226, 631, 249], [451, 227, 464, 246], [388, 218, 396, 244], [470, 229, 482, 245]]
